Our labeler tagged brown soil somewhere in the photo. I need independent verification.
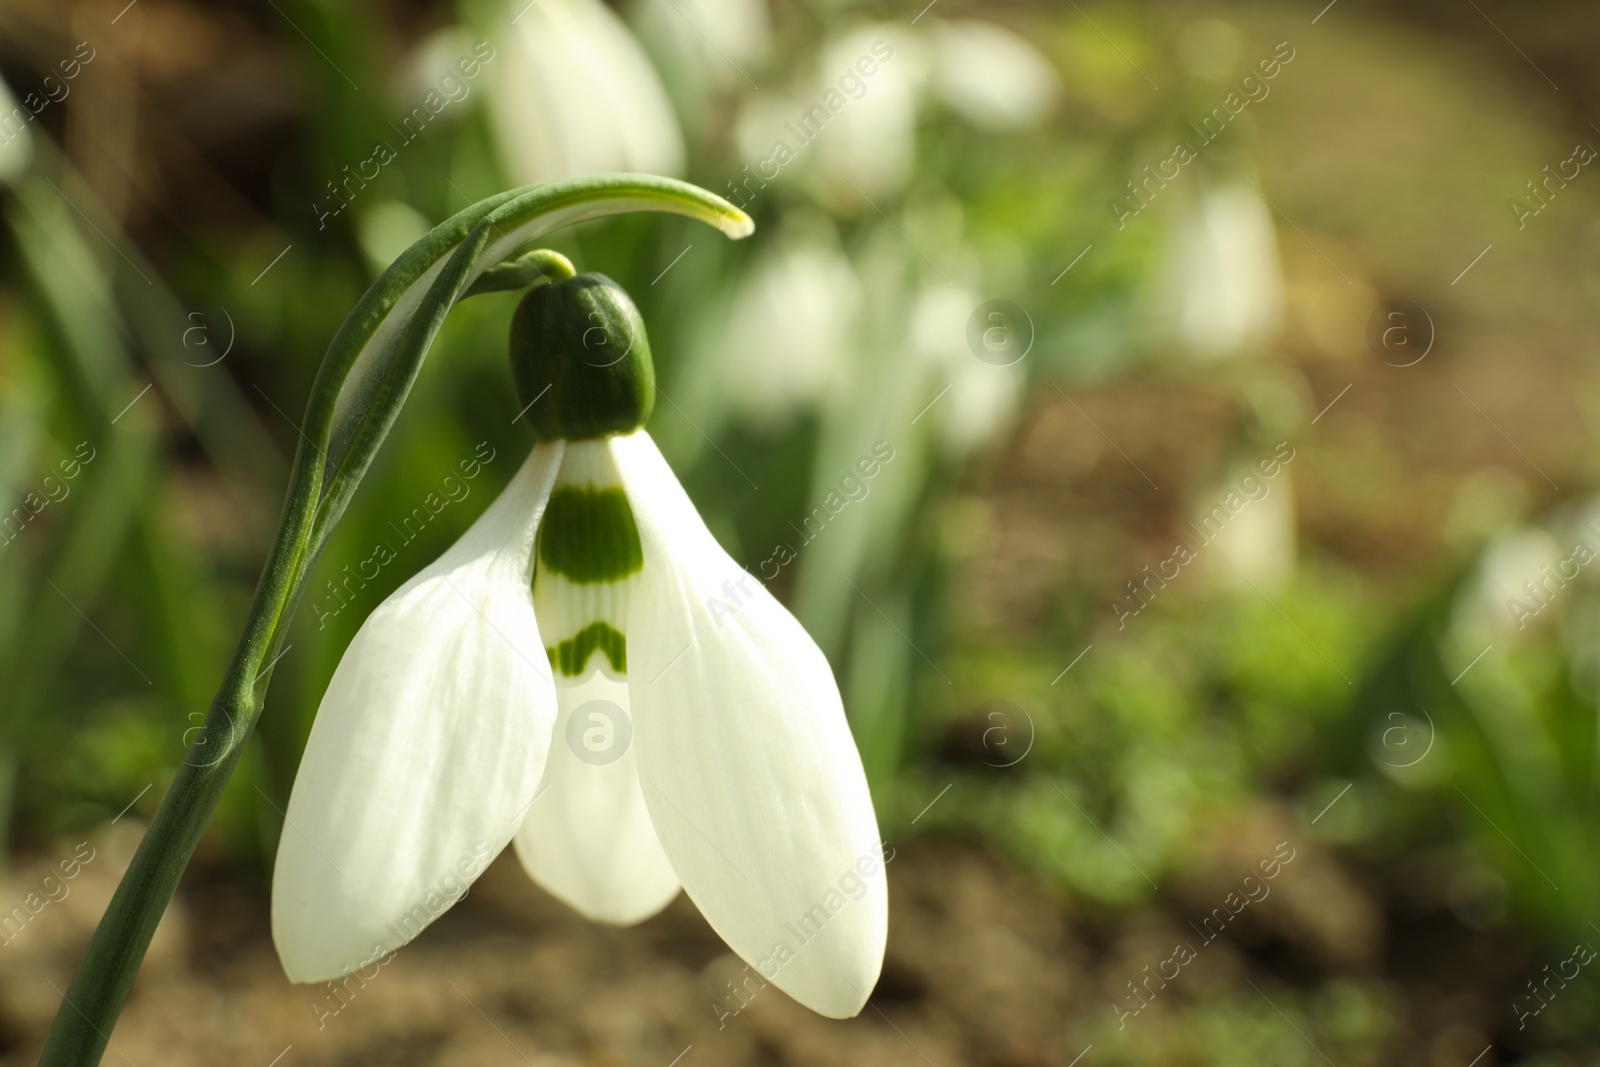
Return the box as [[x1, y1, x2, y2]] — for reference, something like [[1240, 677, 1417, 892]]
[[0, 814, 1539, 1067]]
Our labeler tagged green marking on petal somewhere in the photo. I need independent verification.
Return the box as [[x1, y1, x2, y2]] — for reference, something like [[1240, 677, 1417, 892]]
[[546, 621, 627, 677], [537, 485, 643, 583]]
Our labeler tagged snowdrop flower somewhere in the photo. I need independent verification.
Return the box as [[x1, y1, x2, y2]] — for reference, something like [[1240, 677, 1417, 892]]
[[927, 19, 1060, 132], [717, 215, 859, 423], [1201, 462, 1297, 591], [485, 0, 684, 183], [1162, 180, 1284, 360], [355, 200, 431, 275], [810, 25, 926, 203], [910, 281, 1021, 456], [273, 273, 886, 1018], [1457, 528, 1565, 641], [632, 0, 770, 124], [0, 76, 34, 185]]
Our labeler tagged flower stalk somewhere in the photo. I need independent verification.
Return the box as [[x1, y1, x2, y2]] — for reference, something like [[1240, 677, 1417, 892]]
[[37, 174, 750, 1067]]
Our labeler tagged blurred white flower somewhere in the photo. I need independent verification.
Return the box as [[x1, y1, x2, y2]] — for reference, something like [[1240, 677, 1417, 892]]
[[928, 20, 1060, 131], [910, 282, 1020, 456], [720, 216, 859, 423], [401, 25, 479, 105], [0, 76, 35, 186], [632, 0, 769, 123], [485, 0, 684, 183], [356, 200, 431, 275], [732, 89, 808, 195], [1204, 465, 1297, 590], [1460, 528, 1565, 640], [1163, 180, 1284, 360], [810, 25, 926, 203]]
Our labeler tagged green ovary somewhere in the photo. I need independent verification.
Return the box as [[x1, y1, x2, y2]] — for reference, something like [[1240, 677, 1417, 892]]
[[546, 621, 627, 677]]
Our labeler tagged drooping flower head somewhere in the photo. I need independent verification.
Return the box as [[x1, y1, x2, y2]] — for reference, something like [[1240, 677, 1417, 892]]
[[273, 269, 887, 1018]]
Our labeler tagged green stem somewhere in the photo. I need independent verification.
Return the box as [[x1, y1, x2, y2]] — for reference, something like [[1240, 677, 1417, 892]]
[[36, 435, 317, 1066], [37, 176, 749, 1066], [464, 247, 578, 297]]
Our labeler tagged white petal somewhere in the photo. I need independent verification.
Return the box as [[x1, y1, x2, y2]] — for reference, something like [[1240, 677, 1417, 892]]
[[1165, 181, 1284, 358], [272, 443, 564, 982], [611, 431, 887, 1018], [530, 439, 638, 682], [813, 26, 926, 201], [718, 216, 859, 423], [0, 76, 33, 185], [633, 0, 770, 122], [486, 0, 684, 184], [929, 20, 1060, 131], [513, 671, 681, 923]]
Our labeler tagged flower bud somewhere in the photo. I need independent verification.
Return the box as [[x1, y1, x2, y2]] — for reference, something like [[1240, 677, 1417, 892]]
[[509, 273, 655, 440]]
